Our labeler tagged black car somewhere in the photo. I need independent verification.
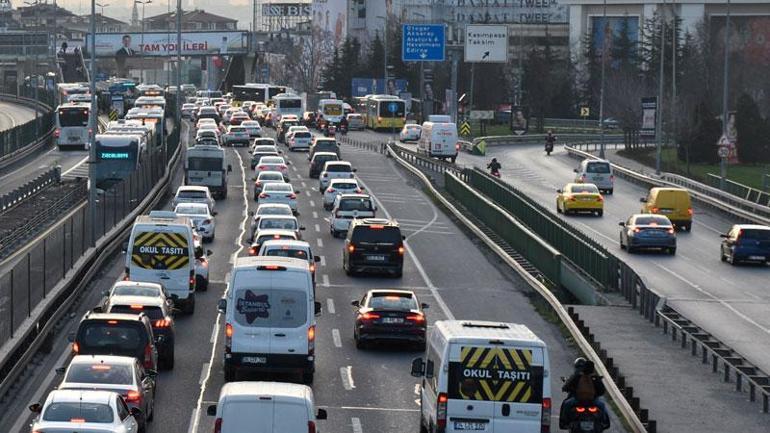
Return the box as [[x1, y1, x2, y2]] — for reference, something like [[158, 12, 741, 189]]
[[70, 312, 160, 372], [308, 152, 339, 179], [105, 296, 176, 370], [352, 289, 428, 350], [343, 218, 405, 277]]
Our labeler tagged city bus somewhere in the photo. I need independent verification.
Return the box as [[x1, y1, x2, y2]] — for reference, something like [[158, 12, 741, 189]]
[[365, 95, 406, 131], [56, 83, 89, 106], [317, 99, 345, 125], [272, 92, 303, 122], [232, 83, 288, 106], [185, 144, 228, 199], [94, 133, 143, 187], [136, 84, 165, 98], [125, 107, 165, 149], [55, 102, 91, 150], [133, 96, 167, 117]]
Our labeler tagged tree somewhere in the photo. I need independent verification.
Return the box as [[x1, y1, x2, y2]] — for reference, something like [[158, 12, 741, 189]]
[[679, 101, 721, 164], [365, 34, 385, 79], [735, 93, 770, 163], [320, 47, 343, 96], [281, 28, 330, 94]]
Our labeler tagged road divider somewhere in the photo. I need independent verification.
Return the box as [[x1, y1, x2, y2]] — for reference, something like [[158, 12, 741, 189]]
[[0, 93, 54, 171]]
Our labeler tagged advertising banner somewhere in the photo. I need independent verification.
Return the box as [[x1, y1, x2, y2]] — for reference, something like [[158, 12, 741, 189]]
[[447, 0, 568, 25], [262, 3, 312, 17], [351, 78, 408, 97], [511, 105, 529, 135], [92, 32, 249, 58], [312, 0, 347, 44], [640, 97, 657, 137]]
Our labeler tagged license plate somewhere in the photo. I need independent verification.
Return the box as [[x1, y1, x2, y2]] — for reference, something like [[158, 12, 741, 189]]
[[580, 421, 595, 431], [69, 136, 79, 141], [367, 255, 386, 261], [454, 421, 487, 431], [242, 356, 266, 364], [580, 197, 594, 201], [749, 255, 765, 260], [659, 209, 672, 214], [381, 317, 404, 324], [593, 176, 604, 181]]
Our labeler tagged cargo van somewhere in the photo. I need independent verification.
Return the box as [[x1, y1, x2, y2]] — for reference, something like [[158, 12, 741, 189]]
[[218, 257, 321, 384], [418, 121, 459, 163], [574, 159, 614, 194], [125, 211, 197, 314], [428, 114, 452, 123], [411, 320, 551, 433], [185, 144, 231, 199], [640, 187, 693, 231], [207, 382, 327, 433]]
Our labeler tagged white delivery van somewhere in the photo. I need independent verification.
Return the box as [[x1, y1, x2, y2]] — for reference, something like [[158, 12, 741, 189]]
[[428, 114, 452, 123], [125, 211, 197, 314], [218, 257, 321, 384], [207, 382, 327, 433], [185, 144, 231, 199], [418, 121, 459, 163], [411, 320, 551, 433], [574, 159, 614, 194]]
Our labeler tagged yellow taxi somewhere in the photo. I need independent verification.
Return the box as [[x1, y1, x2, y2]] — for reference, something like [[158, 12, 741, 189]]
[[556, 183, 604, 216]]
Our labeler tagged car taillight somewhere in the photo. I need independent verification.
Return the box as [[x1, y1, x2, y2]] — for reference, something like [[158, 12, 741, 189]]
[[610, 175, 615, 182], [225, 323, 232, 352], [360, 312, 380, 321], [326, 188, 335, 193], [437, 393, 448, 430], [398, 245, 405, 255], [455, 143, 460, 150], [309, 263, 316, 273], [568, 196, 576, 202], [259, 193, 268, 198], [355, 188, 363, 193], [651, 207, 659, 213], [125, 390, 142, 403], [249, 247, 258, 256], [348, 244, 355, 253], [308, 325, 315, 355], [541, 397, 551, 433], [154, 318, 171, 328], [258, 165, 267, 170], [287, 193, 297, 199], [597, 195, 604, 202], [688, 208, 693, 216], [72, 342, 79, 353], [143, 344, 153, 369], [279, 165, 287, 170], [203, 219, 212, 225], [407, 313, 425, 323], [335, 211, 342, 217], [308, 420, 317, 433], [214, 417, 222, 433], [190, 271, 196, 291], [254, 181, 262, 187], [54, 128, 61, 138], [633, 227, 641, 233]]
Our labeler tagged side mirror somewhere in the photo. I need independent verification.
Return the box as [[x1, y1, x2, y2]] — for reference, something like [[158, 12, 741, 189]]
[[618, 222, 625, 227], [101, 290, 110, 297], [55, 367, 67, 375], [91, 306, 103, 313], [556, 189, 562, 194], [29, 403, 42, 413], [217, 298, 227, 314], [314, 256, 320, 262], [402, 235, 406, 240], [129, 407, 143, 418], [121, 241, 129, 253], [212, 211, 218, 216], [573, 169, 578, 173], [352, 168, 358, 172], [227, 164, 233, 172], [316, 408, 327, 420], [295, 190, 301, 194], [421, 303, 430, 309], [207, 405, 217, 416], [67, 332, 75, 342], [248, 150, 253, 154], [720, 234, 729, 238], [248, 211, 254, 216], [300, 226, 306, 231], [314, 301, 322, 315], [639, 197, 647, 203], [350, 300, 360, 307], [410, 357, 425, 377]]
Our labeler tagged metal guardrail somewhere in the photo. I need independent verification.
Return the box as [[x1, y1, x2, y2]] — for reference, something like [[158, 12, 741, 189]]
[[565, 146, 770, 226], [384, 143, 649, 433], [0, 93, 55, 171], [703, 173, 770, 210], [0, 166, 61, 214]]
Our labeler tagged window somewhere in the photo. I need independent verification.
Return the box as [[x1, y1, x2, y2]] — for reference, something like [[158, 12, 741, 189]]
[[368, 293, 417, 310], [265, 248, 309, 260], [43, 402, 114, 423], [117, 396, 130, 421], [740, 229, 770, 241], [586, 162, 611, 174], [340, 198, 373, 212], [187, 157, 223, 171], [352, 226, 402, 245], [65, 363, 134, 385]]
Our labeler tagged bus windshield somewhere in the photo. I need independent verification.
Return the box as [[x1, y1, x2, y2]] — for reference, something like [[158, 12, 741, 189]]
[[58, 107, 89, 127], [323, 104, 342, 116], [379, 100, 405, 118]]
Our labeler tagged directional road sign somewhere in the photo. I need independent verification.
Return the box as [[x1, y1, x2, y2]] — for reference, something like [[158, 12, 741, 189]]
[[459, 121, 471, 136], [465, 24, 508, 63], [402, 24, 445, 62], [580, 107, 590, 118], [469, 110, 494, 120], [388, 102, 399, 113]]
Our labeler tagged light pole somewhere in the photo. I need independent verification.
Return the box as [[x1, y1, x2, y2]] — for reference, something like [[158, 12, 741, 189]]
[[175, 0, 181, 138], [655, 0, 666, 175], [88, 0, 97, 247], [376, 15, 388, 93], [135, 0, 152, 82], [412, 11, 426, 121], [720, 0, 731, 190], [598, 0, 607, 159], [95, 2, 109, 32]]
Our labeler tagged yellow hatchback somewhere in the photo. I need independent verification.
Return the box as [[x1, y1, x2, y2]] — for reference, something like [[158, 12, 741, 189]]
[[556, 183, 604, 216]]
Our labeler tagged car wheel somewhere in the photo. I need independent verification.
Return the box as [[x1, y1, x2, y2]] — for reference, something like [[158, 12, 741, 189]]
[[196, 275, 208, 292], [301, 371, 314, 385], [668, 247, 676, 256], [619, 236, 626, 250], [627, 245, 635, 254], [420, 412, 429, 433], [163, 346, 175, 370], [138, 417, 147, 433], [184, 296, 195, 315], [355, 336, 365, 350], [597, 210, 604, 217], [224, 364, 235, 382], [720, 248, 727, 262], [728, 253, 736, 266], [683, 222, 692, 232], [608, 189, 614, 195], [556, 202, 562, 213]]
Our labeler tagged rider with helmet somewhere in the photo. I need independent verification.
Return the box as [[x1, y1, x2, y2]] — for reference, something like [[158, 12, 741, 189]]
[[559, 357, 610, 430], [487, 158, 501, 176]]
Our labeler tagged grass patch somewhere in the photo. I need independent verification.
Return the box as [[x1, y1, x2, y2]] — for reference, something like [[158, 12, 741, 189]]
[[618, 147, 770, 191]]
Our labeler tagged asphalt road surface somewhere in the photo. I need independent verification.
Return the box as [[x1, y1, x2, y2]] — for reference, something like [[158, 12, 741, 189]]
[[0, 125, 628, 433]]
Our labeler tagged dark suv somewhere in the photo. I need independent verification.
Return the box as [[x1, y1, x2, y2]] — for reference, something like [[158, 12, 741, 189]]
[[105, 296, 176, 369], [308, 152, 339, 179], [343, 218, 405, 277], [70, 312, 160, 372]]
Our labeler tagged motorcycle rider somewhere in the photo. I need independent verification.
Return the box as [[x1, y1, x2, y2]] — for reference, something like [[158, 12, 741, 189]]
[[545, 130, 556, 151], [559, 358, 610, 431], [487, 158, 501, 176], [339, 115, 349, 134]]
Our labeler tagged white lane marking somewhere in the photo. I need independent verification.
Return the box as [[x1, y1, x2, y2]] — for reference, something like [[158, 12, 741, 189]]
[[655, 263, 770, 334], [327, 298, 335, 314], [296, 174, 303, 180], [210, 325, 217, 343], [319, 255, 326, 267], [292, 166, 298, 172], [341, 366, 356, 390], [312, 211, 319, 219], [317, 238, 324, 248], [302, 181, 307, 188], [743, 291, 763, 301], [339, 406, 419, 413], [414, 383, 420, 394], [315, 224, 321, 232], [186, 410, 197, 433], [322, 274, 330, 287], [189, 148, 251, 433], [10, 342, 73, 433], [352, 417, 363, 433], [199, 363, 209, 385], [310, 200, 316, 207], [355, 173, 455, 320], [62, 155, 90, 176], [332, 329, 342, 348]]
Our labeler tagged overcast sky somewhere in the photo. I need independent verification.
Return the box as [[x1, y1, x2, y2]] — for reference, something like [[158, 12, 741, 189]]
[[52, 0, 252, 28]]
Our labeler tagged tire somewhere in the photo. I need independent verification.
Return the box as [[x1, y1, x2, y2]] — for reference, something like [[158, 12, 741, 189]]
[[301, 371, 314, 385], [619, 236, 626, 250], [683, 222, 692, 232], [420, 412, 429, 433], [147, 403, 154, 422], [139, 417, 147, 433], [608, 189, 614, 195], [224, 364, 235, 382], [392, 268, 403, 278], [627, 246, 636, 254], [162, 346, 175, 370], [597, 210, 604, 217], [355, 336, 365, 350], [196, 275, 208, 292], [720, 249, 727, 262], [556, 202, 562, 213], [184, 296, 195, 315], [668, 247, 676, 256]]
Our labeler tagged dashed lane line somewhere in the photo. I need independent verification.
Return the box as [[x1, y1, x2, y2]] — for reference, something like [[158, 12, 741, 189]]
[[341, 366, 355, 390], [332, 329, 342, 348], [326, 298, 335, 314]]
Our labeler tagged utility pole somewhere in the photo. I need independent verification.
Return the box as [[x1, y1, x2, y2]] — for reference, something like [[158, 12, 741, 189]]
[[720, 0, 731, 190], [175, 0, 182, 139], [598, 0, 607, 159], [88, 0, 97, 247], [383, 16, 388, 91], [671, 0, 677, 149], [655, 0, 666, 175], [450, 51, 458, 123]]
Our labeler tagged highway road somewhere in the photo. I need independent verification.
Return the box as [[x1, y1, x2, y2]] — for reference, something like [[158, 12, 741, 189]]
[[0, 101, 38, 131], [376, 132, 770, 378], [0, 124, 628, 433]]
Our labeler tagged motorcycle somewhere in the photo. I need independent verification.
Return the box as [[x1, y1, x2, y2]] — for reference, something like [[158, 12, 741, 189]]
[[325, 125, 337, 137], [568, 403, 606, 433], [490, 169, 501, 178], [545, 141, 554, 156], [339, 125, 348, 135]]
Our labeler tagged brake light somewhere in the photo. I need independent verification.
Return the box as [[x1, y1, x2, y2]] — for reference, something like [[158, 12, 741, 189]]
[[107, 320, 119, 324], [287, 193, 297, 199], [308, 325, 316, 355], [143, 344, 153, 369], [130, 305, 144, 310], [335, 211, 342, 218], [437, 393, 448, 430], [309, 263, 316, 273], [579, 175, 586, 182], [370, 225, 384, 229], [567, 196, 576, 202], [91, 364, 111, 370], [356, 188, 363, 193], [398, 246, 405, 255], [651, 207, 659, 213], [597, 195, 603, 202], [541, 397, 551, 432], [361, 312, 381, 321], [326, 188, 335, 193], [54, 128, 61, 138], [249, 247, 257, 255], [610, 175, 615, 182], [154, 318, 172, 328], [70, 418, 86, 423], [308, 420, 317, 433], [633, 227, 641, 233], [575, 406, 586, 413], [214, 417, 222, 433], [225, 323, 233, 338], [455, 143, 460, 150], [72, 342, 80, 353], [688, 208, 693, 216], [279, 164, 287, 170], [407, 313, 425, 323], [348, 244, 355, 253], [125, 390, 142, 403], [259, 193, 268, 198], [258, 165, 267, 170], [588, 406, 599, 413]]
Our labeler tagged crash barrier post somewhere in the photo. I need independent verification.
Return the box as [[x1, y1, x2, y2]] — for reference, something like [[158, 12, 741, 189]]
[[0, 166, 61, 214]]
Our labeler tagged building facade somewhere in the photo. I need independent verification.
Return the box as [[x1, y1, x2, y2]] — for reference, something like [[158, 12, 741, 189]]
[[144, 9, 238, 31]]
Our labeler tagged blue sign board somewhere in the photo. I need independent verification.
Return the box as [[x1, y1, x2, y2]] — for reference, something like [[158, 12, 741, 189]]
[[351, 78, 408, 97], [402, 24, 445, 62], [388, 102, 398, 113]]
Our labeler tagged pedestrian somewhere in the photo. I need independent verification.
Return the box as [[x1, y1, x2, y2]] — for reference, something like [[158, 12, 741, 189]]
[[59, 42, 68, 55]]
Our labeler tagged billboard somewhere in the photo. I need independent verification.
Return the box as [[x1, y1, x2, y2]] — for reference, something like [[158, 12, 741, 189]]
[[590, 16, 640, 59], [640, 97, 657, 138], [92, 32, 249, 58], [448, 0, 567, 25], [351, 78, 408, 97], [312, 0, 347, 44], [262, 3, 312, 17]]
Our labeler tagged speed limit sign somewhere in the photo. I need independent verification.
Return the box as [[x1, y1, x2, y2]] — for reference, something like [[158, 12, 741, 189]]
[[718, 146, 730, 158]]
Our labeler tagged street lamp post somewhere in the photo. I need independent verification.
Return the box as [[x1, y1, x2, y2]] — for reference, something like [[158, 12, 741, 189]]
[[88, 0, 97, 247], [655, 0, 667, 175], [720, 0, 731, 190], [135, 0, 152, 82], [376, 15, 388, 92], [95, 2, 109, 32], [598, 0, 607, 159]]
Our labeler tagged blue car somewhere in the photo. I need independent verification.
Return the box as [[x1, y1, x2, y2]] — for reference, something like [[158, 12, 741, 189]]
[[720, 224, 770, 265], [619, 214, 677, 254]]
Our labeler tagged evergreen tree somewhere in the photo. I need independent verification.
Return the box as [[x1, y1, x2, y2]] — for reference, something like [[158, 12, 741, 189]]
[[735, 93, 769, 163], [681, 101, 721, 164], [366, 34, 385, 80]]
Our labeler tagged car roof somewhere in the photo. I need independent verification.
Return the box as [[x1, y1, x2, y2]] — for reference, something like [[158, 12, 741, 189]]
[[233, 256, 308, 271], [338, 193, 371, 200], [257, 203, 291, 209], [329, 178, 358, 185], [109, 295, 165, 307], [177, 186, 210, 192], [367, 289, 415, 296], [84, 312, 148, 322], [220, 381, 310, 400], [70, 354, 137, 367], [111, 281, 163, 290], [256, 229, 297, 236], [48, 389, 117, 404], [435, 320, 545, 345], [733, 224, 770, 230]]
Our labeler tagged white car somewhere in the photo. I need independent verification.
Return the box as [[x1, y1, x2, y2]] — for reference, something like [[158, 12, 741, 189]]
[[249, 203, 293, 240], [101, 281, 172, 311], [29, 389, 141, 433], [241, 120, 262, 138], [256, 156, 290, 180], [223, 125, 250, 147], [254, 170, 286, 200], [172, 185, 215, 212], [288, 129, 313, 151], [196, 118, 217, 129], [258, 182, 300, 214], [181, 103, 196, 119], [329, 194, 377, 237], [254, 215, 305, 240], [322, 178, 363, 210], [259, 239, 320, 283], [399, 124, 422, 142], [174, 202, 216, 242], [248, 229, 299, 255], [319, 161, 356, 192]]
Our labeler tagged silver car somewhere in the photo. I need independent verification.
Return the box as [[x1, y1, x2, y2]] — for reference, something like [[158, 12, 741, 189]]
[[257, 182, 300, 214], [172, 186, 215, 212], [323, 179, 363, 210], [29, 389, 141, 433], [174, 202, 217, 242], [255, 156, 290, 180], [249, 203, 294, 241]]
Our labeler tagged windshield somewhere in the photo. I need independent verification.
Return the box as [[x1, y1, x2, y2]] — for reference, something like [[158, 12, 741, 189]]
[[570, 185, 599, 194], [112, 285, 162, 297], [740, 229, 770, 240], [369, 293, 417, 310], [260, 219, 298, 230], [264, 184, 293, 192], [109, 305, 164, 321], [233, 288, 307, 328], [264, 248, 309, 260], [65, 363, 134, 385], [187, 157, 223, 171], [175, 205, 208, 215], [280, 99, 302, 108], [633, 216, 671, 226], [260, 157, 284, 165], [43, 402, 114, 423], [586, 162, 611, 174], [340, 198, 373, 211], [78, 322, 147, 353], [58, 107, 89, 127], [326, 164, 351, 173], [257, 206, 291, 216], [352, 226, 401, 244], [178, 191, 208, 199]]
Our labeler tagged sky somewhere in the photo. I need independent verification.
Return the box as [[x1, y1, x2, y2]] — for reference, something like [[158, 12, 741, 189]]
[[51, 0, 252, 28]]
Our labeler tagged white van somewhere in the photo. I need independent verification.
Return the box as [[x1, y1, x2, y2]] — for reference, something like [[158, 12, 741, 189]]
[[185, 144, 231, 199], [574, 159, 614, 194], [428, 114, 452, 123], [218, 257, 321, 384], [207, 382, 327, 433], [411, 320, 551, 433], [418, 121, 459, 163], [125, 211, 197, 314]]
